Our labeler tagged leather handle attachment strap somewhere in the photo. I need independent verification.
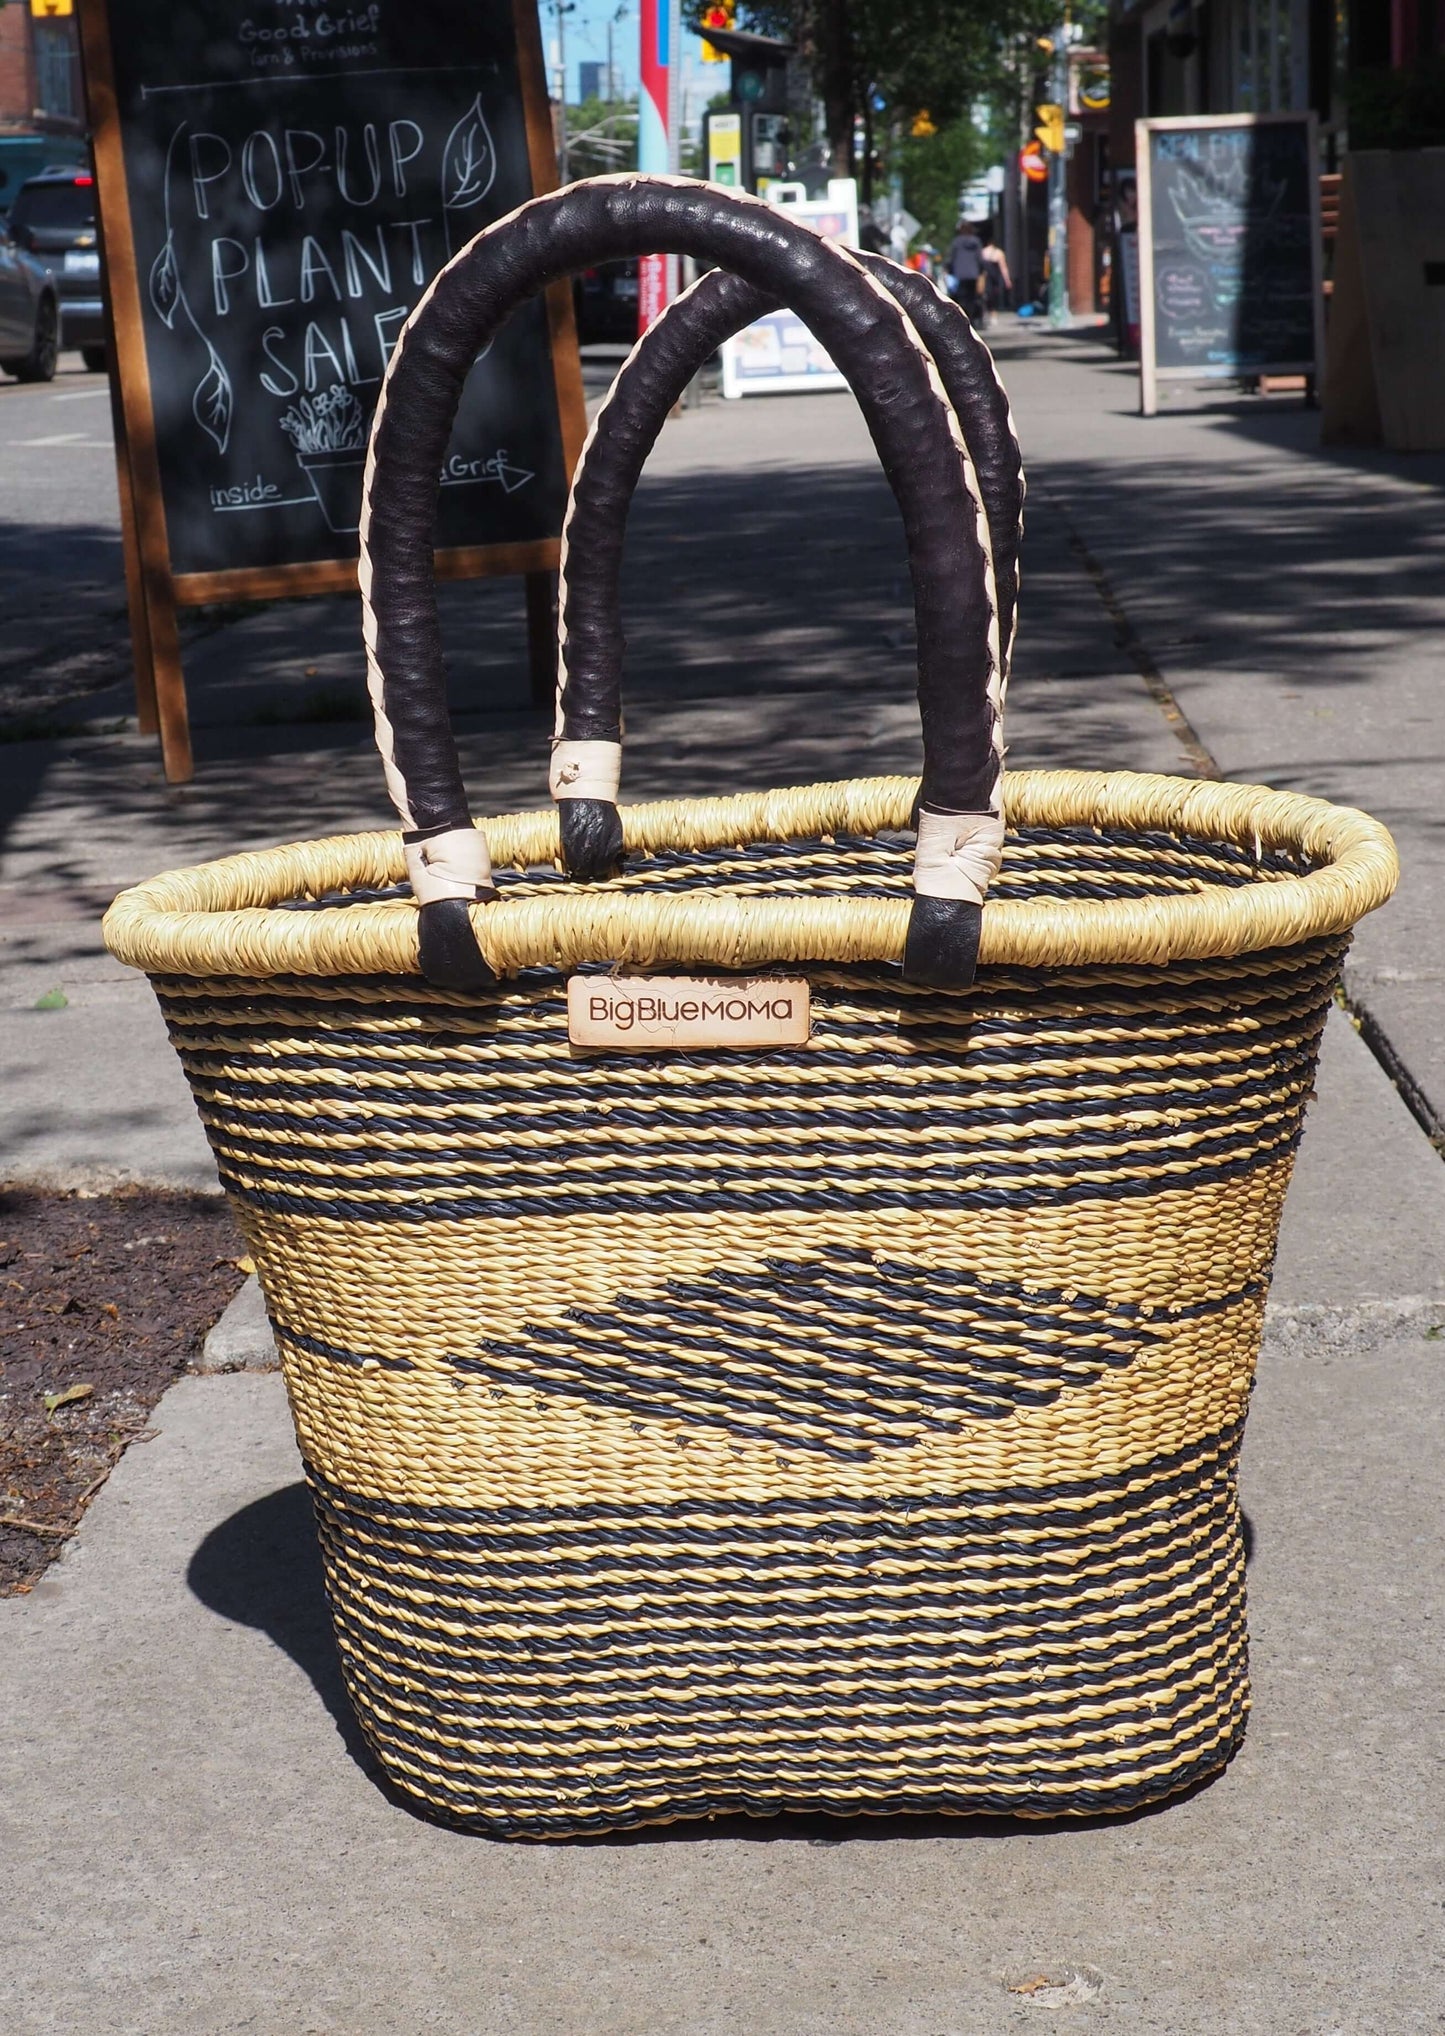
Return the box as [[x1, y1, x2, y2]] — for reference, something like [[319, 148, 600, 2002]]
[[360, 175, 999, 988]]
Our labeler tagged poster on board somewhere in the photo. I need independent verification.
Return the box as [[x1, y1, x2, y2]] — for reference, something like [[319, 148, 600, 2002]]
[[78, 0, 584, 775], [1136, 112, 1323, 417], [721, 181, 858, 400]]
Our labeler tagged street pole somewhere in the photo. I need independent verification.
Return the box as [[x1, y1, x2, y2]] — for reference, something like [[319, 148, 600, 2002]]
[[887, 118, 904, 257], [1047, 23, 1068, 327], [637, 0, 677, 332], [555, 0, 570, 183]]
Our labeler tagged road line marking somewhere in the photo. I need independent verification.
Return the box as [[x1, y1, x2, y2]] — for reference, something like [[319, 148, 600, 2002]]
[[12, 434, 110, 448]]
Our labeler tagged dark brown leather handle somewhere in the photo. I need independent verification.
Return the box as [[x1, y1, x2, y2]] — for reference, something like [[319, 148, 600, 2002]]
[[554, 252, 1024, 912], [359, 176, 998, 988]]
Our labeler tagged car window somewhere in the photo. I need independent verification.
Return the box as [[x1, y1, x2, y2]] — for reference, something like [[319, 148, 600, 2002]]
[[11, 182, 96, 231]]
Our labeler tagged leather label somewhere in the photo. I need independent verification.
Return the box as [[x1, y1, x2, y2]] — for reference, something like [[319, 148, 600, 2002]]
[[567, 975, 812, 1051]]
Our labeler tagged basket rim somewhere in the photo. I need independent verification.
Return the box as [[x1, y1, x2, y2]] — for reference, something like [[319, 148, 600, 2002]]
[[102, 769, 1398, 980]]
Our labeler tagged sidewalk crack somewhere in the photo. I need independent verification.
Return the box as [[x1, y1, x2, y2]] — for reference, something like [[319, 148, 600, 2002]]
[[1043, 493, 1221, 781], [1339, 990, 1445, 1159]]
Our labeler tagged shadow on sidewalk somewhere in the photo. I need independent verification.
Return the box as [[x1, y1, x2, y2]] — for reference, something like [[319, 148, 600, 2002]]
[[186, 1481, 380, 1775], [0, 455, 922, 932], [188, 1478, 1254, 1847]]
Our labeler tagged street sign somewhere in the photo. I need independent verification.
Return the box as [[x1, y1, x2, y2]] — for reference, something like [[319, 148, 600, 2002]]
[[874, 196, 921, 239], [1019, 146, 1048, 185], [76, 0, 585, 781], [705, 110, 743, 187]]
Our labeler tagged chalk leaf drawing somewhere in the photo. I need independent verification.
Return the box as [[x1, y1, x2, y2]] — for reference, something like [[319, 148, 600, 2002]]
[[193, 342, 233, 456], [442, 96, 497, 211], [149, 235, 180, 329]]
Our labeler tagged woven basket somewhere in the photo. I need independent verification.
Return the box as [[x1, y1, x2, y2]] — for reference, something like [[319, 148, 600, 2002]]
[[104, 178, 1397, 1838]]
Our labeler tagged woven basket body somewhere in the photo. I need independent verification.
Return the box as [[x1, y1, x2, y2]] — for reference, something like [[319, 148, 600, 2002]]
[[105, 180, 1398, 1834], [107, 777, 1389, 1835]]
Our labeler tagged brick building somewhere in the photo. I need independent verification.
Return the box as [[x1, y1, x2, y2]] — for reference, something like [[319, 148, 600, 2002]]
[[1107, 0, 1445, 167], [0, 0, 84, 139]]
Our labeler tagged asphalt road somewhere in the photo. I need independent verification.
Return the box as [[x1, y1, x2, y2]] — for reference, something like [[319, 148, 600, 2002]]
[[0, 357, 133, 729]]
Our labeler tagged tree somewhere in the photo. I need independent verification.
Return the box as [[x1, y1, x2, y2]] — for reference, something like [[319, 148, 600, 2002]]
[[898, 115, 990, 249], [710, 0, 1057, 184], [564, 95, 639, 181]]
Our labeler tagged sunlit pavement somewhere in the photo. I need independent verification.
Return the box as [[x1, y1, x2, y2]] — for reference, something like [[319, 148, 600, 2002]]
[[2, 328, 1443, 2034]]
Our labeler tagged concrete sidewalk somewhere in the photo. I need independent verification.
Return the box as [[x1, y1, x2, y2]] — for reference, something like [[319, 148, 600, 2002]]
[[1010, 326, 1445, 1149], [3, 331, 1444, 2034], [3, 1315, 1442, 2036]]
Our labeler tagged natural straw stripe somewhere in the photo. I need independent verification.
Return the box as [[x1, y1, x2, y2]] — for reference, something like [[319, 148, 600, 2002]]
[[104, 770, 1398, 981]]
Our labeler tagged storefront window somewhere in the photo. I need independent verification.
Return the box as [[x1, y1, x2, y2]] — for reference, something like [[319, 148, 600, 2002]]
[[34, 21, 76, 121], [1231, 0, 1308, 112]]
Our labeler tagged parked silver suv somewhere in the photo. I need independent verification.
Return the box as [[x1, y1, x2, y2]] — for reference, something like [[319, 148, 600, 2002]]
[[7, 167, 106, 371], [0, 214, 59, 381]]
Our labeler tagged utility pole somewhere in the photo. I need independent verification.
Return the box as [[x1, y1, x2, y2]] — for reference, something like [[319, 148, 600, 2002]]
[[1047, 20, 1068, 326], [555, 0, 572, 182], [606, 3, 632, 111], [887, 117, 905, 257]]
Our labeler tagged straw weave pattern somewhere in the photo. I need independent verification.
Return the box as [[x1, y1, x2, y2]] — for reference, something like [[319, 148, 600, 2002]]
[[101, 781, 1391, 1835]]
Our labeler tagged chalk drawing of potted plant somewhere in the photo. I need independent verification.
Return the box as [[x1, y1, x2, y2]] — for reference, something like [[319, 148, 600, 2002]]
[[280, 387, 368, 534]]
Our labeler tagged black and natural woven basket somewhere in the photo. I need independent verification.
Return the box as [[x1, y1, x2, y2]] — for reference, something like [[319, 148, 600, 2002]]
[[105, 177, 1397, 1838]]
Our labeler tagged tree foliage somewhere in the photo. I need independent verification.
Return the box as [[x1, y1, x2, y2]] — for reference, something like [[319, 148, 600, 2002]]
[[898, 116, 991, 249], [563, 97, 639, 182], [712, 0, 1058, 180]]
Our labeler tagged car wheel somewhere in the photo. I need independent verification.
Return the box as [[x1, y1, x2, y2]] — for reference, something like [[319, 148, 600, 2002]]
[[81, 344, 109, 374], [12, 294, 59, 382]]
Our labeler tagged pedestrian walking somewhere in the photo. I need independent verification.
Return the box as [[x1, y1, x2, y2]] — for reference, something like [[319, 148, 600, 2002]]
[[945, 217, 985, 323], [981, 232, 1012, 326]]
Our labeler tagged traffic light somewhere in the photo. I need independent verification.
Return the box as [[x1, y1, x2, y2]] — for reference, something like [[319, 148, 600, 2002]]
[[1033, 102, 1066, 154], [910, 109, 937, 138], [699, 1, 733, 61]]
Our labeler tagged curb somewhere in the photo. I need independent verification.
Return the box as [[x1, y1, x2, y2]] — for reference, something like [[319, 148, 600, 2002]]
[[195, 1276, 279, 1373]]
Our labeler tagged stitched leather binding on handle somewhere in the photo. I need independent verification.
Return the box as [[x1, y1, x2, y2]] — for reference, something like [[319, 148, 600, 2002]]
[[554, 254, 1025, 967], [360, 175, 998, 989]]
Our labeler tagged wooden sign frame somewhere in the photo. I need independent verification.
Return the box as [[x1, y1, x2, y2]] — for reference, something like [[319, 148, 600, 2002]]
[[76, 0, 586, 781], [1136, 111, 1324, 419]]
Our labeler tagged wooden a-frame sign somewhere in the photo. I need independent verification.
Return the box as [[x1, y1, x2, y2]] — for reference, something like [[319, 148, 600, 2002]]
[[1136, 112, 1324, 418], [77, 0, 586, 781]]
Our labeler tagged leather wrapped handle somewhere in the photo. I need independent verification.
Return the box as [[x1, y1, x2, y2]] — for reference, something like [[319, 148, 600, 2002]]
[[360, 175, 999, 989], [555, 252, 1025, 946]]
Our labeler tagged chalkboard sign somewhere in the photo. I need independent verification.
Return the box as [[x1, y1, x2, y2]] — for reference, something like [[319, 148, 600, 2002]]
[[78, 0, 583, 775], [1136, 113, 1323, 417]]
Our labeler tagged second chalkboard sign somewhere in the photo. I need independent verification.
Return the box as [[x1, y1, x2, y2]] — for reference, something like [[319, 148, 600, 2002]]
[[1136, 113, 1323, 418], [80, 0, 584, 777]]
